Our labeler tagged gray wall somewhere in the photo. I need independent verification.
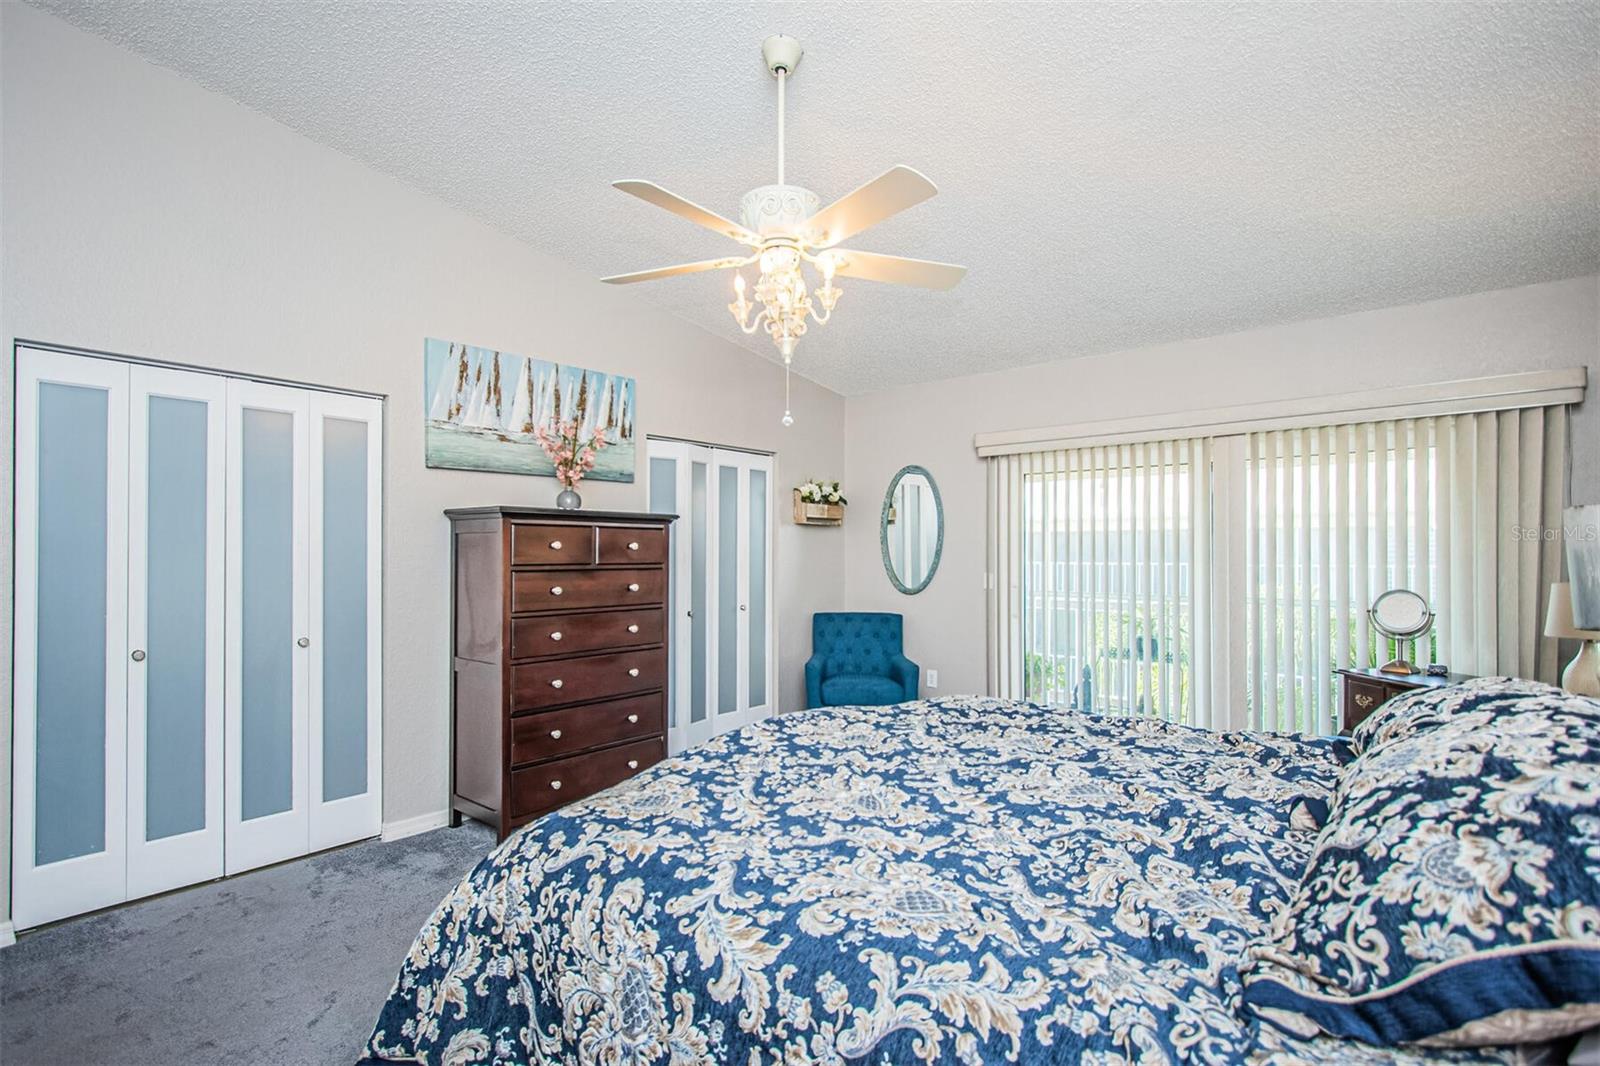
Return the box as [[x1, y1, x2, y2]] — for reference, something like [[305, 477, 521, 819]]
[[844, 275, 1599, 700], [0, 4, 846, 925]]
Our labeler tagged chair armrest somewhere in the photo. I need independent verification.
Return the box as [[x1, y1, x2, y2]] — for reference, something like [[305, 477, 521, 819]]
[[805, 655, 826, 709], [889, 654, 920, 701]]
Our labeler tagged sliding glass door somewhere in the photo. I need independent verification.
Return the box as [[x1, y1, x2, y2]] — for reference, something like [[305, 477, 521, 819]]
[[648, 439, 775, 753]]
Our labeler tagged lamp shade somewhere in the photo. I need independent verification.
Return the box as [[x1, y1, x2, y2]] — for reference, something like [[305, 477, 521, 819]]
[[1546, 583, 1600, 640]]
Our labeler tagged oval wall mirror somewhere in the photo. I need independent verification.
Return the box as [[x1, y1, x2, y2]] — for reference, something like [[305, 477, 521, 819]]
[[881, 465, 944, 595]]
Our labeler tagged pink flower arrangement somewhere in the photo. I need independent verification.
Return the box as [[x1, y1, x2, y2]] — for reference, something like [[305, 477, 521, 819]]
[[535, 417, 609, 490]]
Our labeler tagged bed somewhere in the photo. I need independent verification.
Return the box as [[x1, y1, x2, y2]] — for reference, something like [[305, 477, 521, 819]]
[[361, 696, 1531, 1064]]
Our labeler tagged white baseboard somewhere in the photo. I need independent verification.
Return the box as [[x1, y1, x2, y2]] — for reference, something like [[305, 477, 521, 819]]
[[381, 810, 451, 842], [0, 921, 15, 948]]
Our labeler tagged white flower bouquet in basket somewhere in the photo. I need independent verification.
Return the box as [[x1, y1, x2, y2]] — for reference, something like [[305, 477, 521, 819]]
[[793, 479, 846, 525]]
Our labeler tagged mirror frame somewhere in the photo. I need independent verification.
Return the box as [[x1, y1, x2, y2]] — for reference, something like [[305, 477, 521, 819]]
[[880, 464, 944, 595]]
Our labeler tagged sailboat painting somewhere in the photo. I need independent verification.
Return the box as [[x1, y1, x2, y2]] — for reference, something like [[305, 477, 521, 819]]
[[423, 338, 636, 481]]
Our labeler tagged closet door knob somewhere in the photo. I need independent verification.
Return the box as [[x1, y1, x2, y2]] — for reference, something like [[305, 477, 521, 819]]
[[297, 637, 310, 648], [628, 667, 640, 677], [549, 539, 562, 550], [130, 649, 146, 662], [550, 631, 563, 641], [627, 583, 640, 592], [549, 729, 563, 739], [627, 760, 639, 770], [740, 604, 747, 612], [550, 780, 562, 790], [550, 586, 564, 596], [550, 678, 564, 689], [627, 541, 640, 551], [627, 714, 639, 724], [627, 624, 639, 634]]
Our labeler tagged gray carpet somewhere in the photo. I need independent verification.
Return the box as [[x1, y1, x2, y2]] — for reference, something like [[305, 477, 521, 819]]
[[0, 822, 495, 1066]]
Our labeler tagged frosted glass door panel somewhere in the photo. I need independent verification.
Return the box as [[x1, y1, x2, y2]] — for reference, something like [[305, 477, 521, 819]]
[[748, 467, 768, 709], [35, 383, 112, 865], [11, 349, 129, 929], [242, 408, 296, 820], [690, 461, 709, 725], [717, 464, 740, 717], [226, 380, 310, 875], [127, 366, 226, 900], [144, 398, 209, 839], [309, 395, 384, 851], [320, 418, 368, 802]]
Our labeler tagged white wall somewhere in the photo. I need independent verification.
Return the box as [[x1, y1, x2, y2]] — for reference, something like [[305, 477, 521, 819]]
[[0, 4, 847, 924], [844, 276, 1600, 699]]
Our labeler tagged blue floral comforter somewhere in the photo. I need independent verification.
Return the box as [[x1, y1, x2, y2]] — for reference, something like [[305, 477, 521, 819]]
[[361, 698, 1520, 1064]]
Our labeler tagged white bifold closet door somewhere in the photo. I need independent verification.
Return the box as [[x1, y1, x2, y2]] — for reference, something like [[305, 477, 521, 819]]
[[224, 380, 384, 874], [12, 347, 382, 930], [647, 440, 774, 753]]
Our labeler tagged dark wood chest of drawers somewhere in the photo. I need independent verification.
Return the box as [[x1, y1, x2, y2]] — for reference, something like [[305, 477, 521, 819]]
[[447, 506, 675, 839], [1335, 666, 1478, 735]]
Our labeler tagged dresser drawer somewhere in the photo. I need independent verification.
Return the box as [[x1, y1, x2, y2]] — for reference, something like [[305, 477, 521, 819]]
[[510, 736, 665, 818], [511, 607, 664, 660], [1343, 678, 1391, 733], [511, 647, 667, 712], [510, 693, 664, 766], [512, 568, 665, 612], [510, 523, 594, 566], [597, 526, 668, 565]]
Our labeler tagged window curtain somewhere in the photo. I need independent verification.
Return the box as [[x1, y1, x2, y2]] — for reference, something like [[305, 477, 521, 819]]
[[1244, 407, 1568, 732], [986, 439, 1214, 726], [987, 405, 1568, 733]]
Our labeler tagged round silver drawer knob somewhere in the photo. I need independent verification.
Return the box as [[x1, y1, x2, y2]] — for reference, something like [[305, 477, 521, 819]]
[[627, 760, 639, 770], [550, 780, 562, 790], [550, 678, 564, 689], [627, 667, 640, 677], [297, 637, 311, 648], [627, 541, 640, 551], [549, 540, 562, 550], [627, 583, 640, 592], [627, 714, 639, 724], [550, 631, 563, 641], [550, 586, 564, 596], [549, 729, 562, 739], [627, 624, 639, 634], [130, 649, 147, 662]]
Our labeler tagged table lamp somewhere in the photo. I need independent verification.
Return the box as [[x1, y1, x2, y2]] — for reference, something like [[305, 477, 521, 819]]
[[1546, 582, 1600, 698]]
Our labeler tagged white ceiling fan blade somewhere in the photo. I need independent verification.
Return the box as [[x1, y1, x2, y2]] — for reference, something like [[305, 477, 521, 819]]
[[601, 255, 751, 285], [828, 249, 967, 290], [613, 180, 761, 246], [802, 165, 939, 249]]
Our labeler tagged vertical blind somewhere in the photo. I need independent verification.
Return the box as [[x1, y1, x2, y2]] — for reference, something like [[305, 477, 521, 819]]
[[988, 404, 1569, 733], [1245, 408, 1568, 732], [987, 439, 1213, 726]]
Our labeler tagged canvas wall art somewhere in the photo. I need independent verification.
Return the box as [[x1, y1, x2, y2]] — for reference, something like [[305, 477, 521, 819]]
[[424, 338, 636, 481]]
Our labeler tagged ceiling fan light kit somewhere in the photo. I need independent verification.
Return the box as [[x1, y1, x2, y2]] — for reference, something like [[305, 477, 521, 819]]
[[602, 35, 966, 425]]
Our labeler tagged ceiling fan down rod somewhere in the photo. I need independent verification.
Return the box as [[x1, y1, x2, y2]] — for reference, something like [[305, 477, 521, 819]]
[[761, 35, 802, 189]]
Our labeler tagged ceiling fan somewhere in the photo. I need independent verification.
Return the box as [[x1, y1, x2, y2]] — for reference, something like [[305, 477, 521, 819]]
[[602, 35, 966, 425]]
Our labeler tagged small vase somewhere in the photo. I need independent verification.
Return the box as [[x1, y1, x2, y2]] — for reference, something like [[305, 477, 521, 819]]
[[555, 487, 582, 510]]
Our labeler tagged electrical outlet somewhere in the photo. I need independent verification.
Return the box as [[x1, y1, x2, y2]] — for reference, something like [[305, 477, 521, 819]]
[[927, 669, 939, 689]]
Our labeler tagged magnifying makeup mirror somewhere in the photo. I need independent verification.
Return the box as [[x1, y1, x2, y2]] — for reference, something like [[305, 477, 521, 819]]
[[1370, 588, 1434, 675]]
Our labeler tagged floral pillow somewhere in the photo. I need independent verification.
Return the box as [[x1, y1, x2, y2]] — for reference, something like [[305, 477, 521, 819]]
[[1348, 675, 1544, 755], [1242, 679, 1600, 1047]]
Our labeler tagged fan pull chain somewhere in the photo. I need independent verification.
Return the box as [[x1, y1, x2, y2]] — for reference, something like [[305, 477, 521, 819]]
[[782, 362, 794, 427]]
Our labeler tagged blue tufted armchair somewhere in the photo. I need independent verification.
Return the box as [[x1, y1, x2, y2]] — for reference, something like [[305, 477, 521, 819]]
[[805, 612, 920, 708]]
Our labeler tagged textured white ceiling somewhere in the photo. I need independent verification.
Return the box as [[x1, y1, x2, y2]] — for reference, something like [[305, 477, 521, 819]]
[[30, 1, 1600, 395]]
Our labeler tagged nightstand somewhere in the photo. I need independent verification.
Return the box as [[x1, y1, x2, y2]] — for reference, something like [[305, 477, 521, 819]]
[[1335, 667, 1477, 735]]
